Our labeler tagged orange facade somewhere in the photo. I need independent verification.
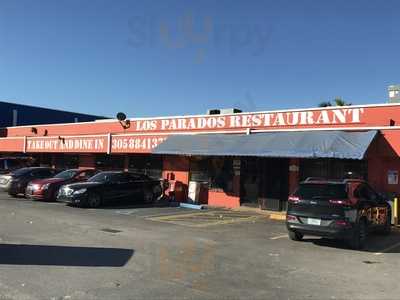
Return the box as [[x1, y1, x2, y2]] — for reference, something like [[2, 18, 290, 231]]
[[2, 103, 400, 208]]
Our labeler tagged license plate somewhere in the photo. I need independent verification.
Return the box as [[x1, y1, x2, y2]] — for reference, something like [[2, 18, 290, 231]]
[[307, 218, 321, 225]]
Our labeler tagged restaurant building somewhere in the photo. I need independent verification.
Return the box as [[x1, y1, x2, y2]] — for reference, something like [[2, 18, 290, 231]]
[[1, 103, 400, 210]]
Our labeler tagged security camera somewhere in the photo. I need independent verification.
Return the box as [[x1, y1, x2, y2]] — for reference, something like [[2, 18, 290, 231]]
[[116, 112, 127, 121], [116, 112, 130, 129]]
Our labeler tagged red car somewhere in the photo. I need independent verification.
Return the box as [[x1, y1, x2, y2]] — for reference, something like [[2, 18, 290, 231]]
[[25, 169, 97, 201]]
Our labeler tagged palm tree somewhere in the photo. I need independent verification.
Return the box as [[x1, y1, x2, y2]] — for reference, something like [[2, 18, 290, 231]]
[[333, 97, 351, 106], [318, 101, 332, 107], [318, 97, 351, 107]]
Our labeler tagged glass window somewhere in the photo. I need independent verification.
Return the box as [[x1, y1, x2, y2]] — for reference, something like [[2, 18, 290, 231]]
[[295, 183, 348, 200], [128, 155, 163, 178], [209, 158, 234, 192], [54, 169, 79, 179], [77, 169, 97, 180], [6, 159, 22, 169], [88, 172, 117, 183], [12, 168, 31, 176], [355, 184, 378, 202], [189, 157, 234, 193], [95, 155, 125, 170], [190, 157, 209, 182], [53, 154, 79, 169], [300, 158, 368, 181]]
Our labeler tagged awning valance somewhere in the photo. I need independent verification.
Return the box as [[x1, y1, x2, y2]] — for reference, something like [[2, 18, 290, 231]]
[[152, 130, 378, 160]]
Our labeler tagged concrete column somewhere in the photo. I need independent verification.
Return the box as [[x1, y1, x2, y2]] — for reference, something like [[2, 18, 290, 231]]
[[288, 158, 300, 194]]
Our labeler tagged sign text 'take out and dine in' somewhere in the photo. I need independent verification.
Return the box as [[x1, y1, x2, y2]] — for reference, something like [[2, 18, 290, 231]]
[[25, 135, 167, 153], [134, 108, 365, 131]]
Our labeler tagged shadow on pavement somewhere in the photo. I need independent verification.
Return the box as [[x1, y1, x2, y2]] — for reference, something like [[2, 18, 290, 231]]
[[302, 230, 400, 253], [0, 244, 134, 266]]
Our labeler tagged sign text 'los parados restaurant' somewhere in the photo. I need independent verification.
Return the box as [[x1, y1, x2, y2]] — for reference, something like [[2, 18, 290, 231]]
[[133, 108, 365, 132]]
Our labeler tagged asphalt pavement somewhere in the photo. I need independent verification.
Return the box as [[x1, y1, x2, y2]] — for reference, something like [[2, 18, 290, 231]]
[[1, 193, 400, 300]]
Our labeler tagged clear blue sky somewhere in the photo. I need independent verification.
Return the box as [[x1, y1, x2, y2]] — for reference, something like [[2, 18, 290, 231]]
[[0, 0, 399, 118]]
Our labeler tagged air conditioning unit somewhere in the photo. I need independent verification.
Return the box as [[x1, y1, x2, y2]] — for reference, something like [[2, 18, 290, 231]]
[[207, 108, 242, 115]]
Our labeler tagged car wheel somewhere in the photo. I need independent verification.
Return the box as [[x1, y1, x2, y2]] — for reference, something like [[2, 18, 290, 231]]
[[87, 193, 102, 208], [348, 219, 367, 250], [379, 214, 391, 235], [144, 190, 154, 204], [153, 185, 163, 200], [288, 230, 303, 241]]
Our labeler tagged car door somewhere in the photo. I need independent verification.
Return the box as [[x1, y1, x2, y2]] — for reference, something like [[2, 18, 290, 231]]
[[118, 173, 139, 200], [101, 173, 123, 201], [102, 173, 131, 201], [126, 174, 143, 201]]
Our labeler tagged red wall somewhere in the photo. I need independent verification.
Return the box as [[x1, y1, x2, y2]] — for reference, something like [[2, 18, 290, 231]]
[[0, 138, 24, 152], [162, 156, 190, 202], [367, 130, 400, 195]]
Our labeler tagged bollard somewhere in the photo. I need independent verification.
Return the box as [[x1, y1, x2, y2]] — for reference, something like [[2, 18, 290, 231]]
[[394, 197, 398, 226]]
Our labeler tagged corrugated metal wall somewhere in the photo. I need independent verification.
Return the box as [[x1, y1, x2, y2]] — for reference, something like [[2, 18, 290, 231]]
[[0, 101, 107, 127]]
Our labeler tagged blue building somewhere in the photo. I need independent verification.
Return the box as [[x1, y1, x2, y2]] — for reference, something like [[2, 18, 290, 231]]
[[0, 101, 107, 127]]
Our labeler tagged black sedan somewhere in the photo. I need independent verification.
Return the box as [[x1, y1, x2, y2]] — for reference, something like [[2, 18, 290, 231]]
[[56, 171, 163, 208]]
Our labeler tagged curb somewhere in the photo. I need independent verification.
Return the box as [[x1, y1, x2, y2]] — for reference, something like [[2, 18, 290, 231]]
[[269, 213, 286, 221]]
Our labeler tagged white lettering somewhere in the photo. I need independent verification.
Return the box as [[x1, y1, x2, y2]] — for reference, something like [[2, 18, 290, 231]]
[[263, 114, 273, 126], [229, 115, 241, 128], [350, 108, 364, 123], [272, 113, 286, 126], [332, 109, 347, 124], [315, 110, 330, 124], [161, 119, 170, 130]]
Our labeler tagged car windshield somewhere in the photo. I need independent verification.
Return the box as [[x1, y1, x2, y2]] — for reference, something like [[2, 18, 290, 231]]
[[295, 183, 348, 200], [87, 172, 119, 183], [11, 168, 32, 176], [54, 170, 79, 179]]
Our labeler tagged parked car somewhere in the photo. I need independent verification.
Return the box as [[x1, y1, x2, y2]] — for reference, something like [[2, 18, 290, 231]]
[[56, 171, 163, 208], [25, 169, 97, 201], [0, 167, 59, 196], [286, 178, 391, 250], [0, 157, 35, 174]]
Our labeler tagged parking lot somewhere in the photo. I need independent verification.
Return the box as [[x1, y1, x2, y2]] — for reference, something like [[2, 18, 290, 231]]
[[1, 193, 400, 300]]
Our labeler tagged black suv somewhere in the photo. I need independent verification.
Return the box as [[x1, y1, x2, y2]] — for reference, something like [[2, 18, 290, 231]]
[[286, 178, 391, 249]]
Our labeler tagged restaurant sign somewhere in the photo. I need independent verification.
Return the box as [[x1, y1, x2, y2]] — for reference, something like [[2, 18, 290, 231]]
[[25, 135, 167, 154], [132, 108, 365, 132], [111, 135, 167, 153], [26, 136, 108, 153]]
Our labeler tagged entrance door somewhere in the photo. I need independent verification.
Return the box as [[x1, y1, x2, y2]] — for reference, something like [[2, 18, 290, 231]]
[[240, 158, 260, 206], [259, 158, 289, 211], [240, 158, 289, 210]]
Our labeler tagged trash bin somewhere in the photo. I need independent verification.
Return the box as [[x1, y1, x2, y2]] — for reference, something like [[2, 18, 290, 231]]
[[188, 181, 209, 204]]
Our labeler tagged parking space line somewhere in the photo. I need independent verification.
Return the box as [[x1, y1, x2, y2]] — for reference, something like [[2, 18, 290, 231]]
[[373, 241, 400, 255], [270, 234, 288, 240]]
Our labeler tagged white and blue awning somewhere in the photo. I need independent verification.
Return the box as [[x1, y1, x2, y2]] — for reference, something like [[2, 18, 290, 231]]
[[152, 130, 378, 160]]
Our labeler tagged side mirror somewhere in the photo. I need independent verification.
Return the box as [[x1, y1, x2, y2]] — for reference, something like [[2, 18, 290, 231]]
[[377, 193, 388, 203]]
